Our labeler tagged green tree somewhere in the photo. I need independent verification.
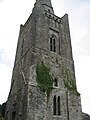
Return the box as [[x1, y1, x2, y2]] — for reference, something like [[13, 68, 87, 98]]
[[0, 104, 1, 117], [1, 102, 6, 118], [0, 117, 4, 120]]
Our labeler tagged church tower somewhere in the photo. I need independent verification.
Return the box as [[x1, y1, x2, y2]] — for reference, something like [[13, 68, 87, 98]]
[[5, 0, 82, 120]]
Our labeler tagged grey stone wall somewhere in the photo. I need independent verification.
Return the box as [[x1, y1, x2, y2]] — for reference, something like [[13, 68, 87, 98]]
[[26, 47, 82, 120]]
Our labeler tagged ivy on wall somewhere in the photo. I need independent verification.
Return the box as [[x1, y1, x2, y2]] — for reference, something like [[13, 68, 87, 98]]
[[36, 62, 53, 94], [63, 67, 80, 96]]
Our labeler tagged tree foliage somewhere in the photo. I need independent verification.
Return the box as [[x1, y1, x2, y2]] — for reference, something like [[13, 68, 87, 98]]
[[0, 105, 1, 117], [1, 103, 6, 118], [0, 102, 6, 119]]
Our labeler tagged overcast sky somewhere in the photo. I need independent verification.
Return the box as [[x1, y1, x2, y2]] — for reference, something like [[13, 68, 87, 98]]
[[0, 0, 90, 115]]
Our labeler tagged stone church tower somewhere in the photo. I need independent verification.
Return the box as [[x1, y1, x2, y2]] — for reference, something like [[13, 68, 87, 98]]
[[5, 0, 82, 120]]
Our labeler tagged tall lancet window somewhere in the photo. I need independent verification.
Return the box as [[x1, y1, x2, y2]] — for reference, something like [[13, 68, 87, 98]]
[[53, 96, 61, 116], [50, 35, 56, 52], [53, 95, 56, 115], [58, 96, 61, 115]]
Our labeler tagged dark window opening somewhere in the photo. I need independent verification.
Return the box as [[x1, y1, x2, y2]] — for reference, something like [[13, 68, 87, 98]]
[[49, 15, 51, 18], [50, 37, 52, 51], [53, 38, 55, 46], [58, 96, 61, 115], [48, 9, 50, 13], [53, 38, 56, 52], [45, 12, 47, 16], [50, 45, 52, 51], [50, 36, 56, 52], [12, 111, 16, 120], [50, 37, 52, 44], [54, 45, 56, 52], [54, 78, 58, 87], [53, 95, 56, 115]]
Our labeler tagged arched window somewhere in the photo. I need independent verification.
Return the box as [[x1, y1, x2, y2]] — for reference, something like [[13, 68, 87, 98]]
[[50, 35, 56, 52], [54, 78, 58, 87]]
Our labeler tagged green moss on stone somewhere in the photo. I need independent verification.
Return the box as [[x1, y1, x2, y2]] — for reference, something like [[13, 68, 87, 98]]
[[63, 67, 80, 96], [36, 62, 53, 94]]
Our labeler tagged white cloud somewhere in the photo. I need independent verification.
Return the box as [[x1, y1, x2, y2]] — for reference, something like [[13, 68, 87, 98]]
[[0, 0, 36, 104], [0, 64, 12, 103], [75, 57, 90, 113]]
